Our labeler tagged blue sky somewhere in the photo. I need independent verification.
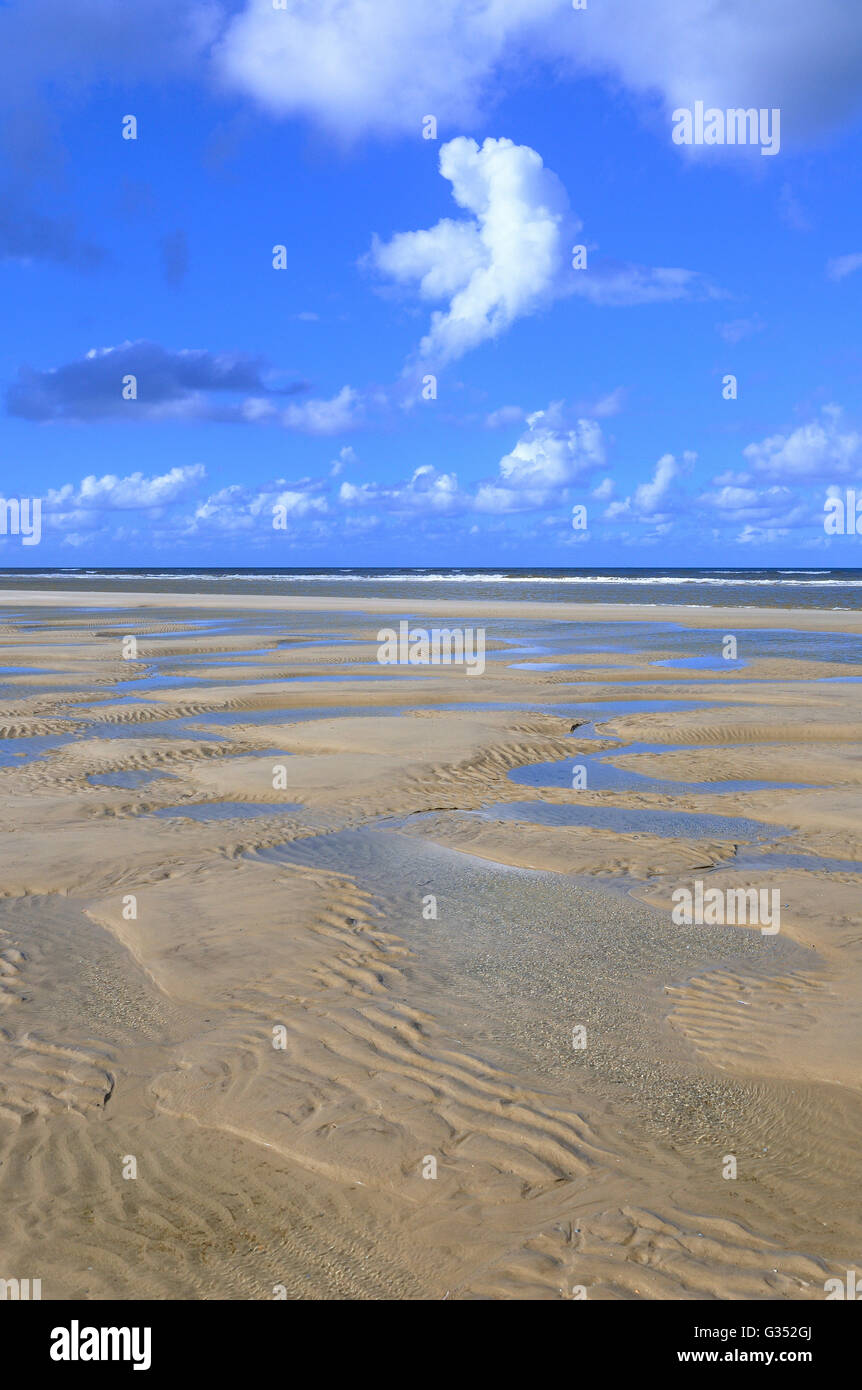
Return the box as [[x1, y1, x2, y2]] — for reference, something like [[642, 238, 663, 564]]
[[2, 0, 862, 567]]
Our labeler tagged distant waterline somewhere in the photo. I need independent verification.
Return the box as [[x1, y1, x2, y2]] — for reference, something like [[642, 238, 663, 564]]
[[0, 566, 860, 610]]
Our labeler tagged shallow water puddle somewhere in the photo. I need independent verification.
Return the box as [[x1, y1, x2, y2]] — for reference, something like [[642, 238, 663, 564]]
[[459, 802, 788, 841], [722, 847, 862, 876], [0, 733, 77, 767], [87, 769, 178, 789], [511, 733, 816, 796], [652, 656, 748, 671]]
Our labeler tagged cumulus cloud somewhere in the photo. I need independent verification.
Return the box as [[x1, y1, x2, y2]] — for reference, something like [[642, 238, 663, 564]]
[[42, 464, 208, 539], [237, 385, 361, 434], [330, 445, 359, 476], [192, 480, 328, 533], [368, 136, 575, 365], [215, 0, 862, 146], [605, 452, 691, 524], [474, 406, 605, 513], [215, 0, 553, 139], [5, 340, 360, 433], [279, 386, 361, 434], [38, 463, 339, 545], [47, 465, 205, 511], [368, 137, 715, 369], [339, 465, 463, 514], [698, 481, 798, 520], [334, 403, 607, 517], [635, 455, 682, 514], [706, 487, 809, 544], [2, 0, 860, 179], [560, 0, 862, 144], [696, 463, 817, 542], [743, 406, 862, 479]]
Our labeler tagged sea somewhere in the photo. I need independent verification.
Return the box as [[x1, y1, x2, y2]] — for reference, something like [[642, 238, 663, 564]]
[[0, 567, 859, 609]]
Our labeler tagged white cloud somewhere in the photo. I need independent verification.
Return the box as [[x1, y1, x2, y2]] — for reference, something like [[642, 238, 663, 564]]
[[270, 489, 328, 517], [284, 386, 360, 433], [193, 480, 328, 533], [743, 406, 862, 479], [736, 524, 784, 544], [335, 403, 606, 517], [216, 1, 862, 146], [47, 464, 205, 510], [340, 465, 463, 513], [216, 0, 555, 139], [827, 252, 862, 281], [367, 134, 716, 367], [633, 453, 681, 513], [244, 385, 362, 434], [368, 136, 574, 364], [554, 1, 862, 146], [699, 483, 797, 518], [330, 445, 359, 476], [606, 452, 691, 522], [696, 471, 811, 540], [589, 387, 627, 418], [571, 262, 718, 307], [475, 406, 605, 513]]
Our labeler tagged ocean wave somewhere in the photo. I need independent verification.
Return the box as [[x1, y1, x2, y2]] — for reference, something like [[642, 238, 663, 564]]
[[0, 568, 859, 588]]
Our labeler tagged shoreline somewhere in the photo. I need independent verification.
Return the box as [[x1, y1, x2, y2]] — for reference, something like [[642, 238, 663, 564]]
[[1, 586, 862, 633]]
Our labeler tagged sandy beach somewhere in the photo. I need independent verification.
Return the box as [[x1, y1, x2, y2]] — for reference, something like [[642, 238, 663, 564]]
[[1, 588, 860, 1300]]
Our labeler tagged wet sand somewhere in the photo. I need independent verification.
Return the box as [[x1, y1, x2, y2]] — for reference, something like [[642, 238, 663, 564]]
[[0, 590, 860, 1299]]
